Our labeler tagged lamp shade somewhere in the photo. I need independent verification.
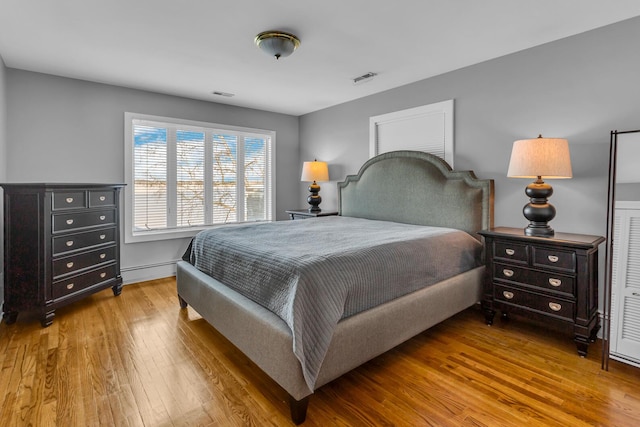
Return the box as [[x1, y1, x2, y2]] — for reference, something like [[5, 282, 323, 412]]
[[507, 136, 572, 179], [301, 161, 329, 182]]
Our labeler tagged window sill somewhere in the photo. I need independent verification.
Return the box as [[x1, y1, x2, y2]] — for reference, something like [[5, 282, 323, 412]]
[[123, 221, 272, 244]]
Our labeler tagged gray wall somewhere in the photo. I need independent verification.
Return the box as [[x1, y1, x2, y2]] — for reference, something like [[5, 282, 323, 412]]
[[617, 183, 640, 201], [301, 15, 640, 236], [299, 16, 640, 310], [5, 71, 300, 282]]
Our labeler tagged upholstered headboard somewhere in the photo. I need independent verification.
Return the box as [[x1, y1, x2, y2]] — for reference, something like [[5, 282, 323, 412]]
[[337, 150, 494, 240]]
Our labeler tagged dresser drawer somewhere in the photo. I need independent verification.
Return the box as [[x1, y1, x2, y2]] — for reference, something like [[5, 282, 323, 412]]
[[494, 263, 575, 295], [52, 264, 117, 299], [52, 209, 116, 233], [493, 241, 528, 264], [494, 284, 574, 322], [52, 191, 87, 210], [52, 245, 116, 278], [52, 227, 116, 255], [89, 190, 117, 207], [532, 247, 576, 272]]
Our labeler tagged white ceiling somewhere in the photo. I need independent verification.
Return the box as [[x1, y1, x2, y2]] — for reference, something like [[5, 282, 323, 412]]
[[1, 0, 640, 116]]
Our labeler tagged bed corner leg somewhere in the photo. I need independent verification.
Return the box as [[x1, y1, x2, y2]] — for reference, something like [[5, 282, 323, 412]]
[[289, 395, 310, 425], [178, 295, 188, 309]]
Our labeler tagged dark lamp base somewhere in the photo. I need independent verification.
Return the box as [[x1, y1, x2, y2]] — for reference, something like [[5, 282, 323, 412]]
[[524, 224, 554, 237], [307, 181, 322, 212], [521, 178, 556, 238]]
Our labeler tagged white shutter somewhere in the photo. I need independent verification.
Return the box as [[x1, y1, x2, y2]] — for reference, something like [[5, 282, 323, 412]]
[[369, 100, 454, 167], [212, 134, 238, 224], [176, 129, 205, 227], [133, 122, 168, 230], [611, 202, 640, 366]]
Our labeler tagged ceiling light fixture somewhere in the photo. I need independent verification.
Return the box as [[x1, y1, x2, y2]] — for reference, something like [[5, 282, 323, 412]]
[[254, 31, 300, 60]]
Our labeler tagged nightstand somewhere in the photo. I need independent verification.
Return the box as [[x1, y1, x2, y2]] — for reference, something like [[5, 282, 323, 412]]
[[479, 227, 605, 357], [286, 209, 339, 220]]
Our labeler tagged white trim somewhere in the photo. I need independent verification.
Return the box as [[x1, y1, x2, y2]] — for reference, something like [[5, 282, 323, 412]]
[[121, 260, 178, 285], [615, 201, 640, 210], [369, 99, 454, 167]]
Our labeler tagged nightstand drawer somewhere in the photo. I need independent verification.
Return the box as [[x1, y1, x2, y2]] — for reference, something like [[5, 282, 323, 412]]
[[494, 284, 574, 322], [533, 247, 576, 272], [493, 241, 528, 264], [494, 263, 575, 295]]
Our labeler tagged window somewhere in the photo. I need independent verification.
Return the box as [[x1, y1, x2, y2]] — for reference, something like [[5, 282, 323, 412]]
[[124, 113, 275, 243]]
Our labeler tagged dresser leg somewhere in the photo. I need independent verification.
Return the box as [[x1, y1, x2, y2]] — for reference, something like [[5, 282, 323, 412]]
[[112, 283, 123, 296], [575, 338, 589, 357], [484, 309, 496, 326], [3, 311, 18, 324], [40, 311, 55, 328]]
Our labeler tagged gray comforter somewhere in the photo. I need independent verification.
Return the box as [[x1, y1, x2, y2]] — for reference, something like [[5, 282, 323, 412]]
[[186, 216, 482, 390]]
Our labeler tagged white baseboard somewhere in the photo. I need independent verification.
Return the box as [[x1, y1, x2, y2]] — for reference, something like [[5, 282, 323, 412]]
[[121, 260, 178, 285]]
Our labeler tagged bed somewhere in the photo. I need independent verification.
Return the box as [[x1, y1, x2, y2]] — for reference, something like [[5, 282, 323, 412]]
[[176, 150, 494, 423]]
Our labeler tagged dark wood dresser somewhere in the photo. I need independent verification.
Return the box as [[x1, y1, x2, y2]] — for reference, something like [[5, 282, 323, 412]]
[[1, 183, 124, 327], [479, 227, 604, 357]]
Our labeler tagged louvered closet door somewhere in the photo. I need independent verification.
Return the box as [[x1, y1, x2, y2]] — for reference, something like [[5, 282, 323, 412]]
[[611, 204, 640, 364]]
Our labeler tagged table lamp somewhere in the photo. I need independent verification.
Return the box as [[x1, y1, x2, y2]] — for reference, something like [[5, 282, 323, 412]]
[[507, 135, 572, 237], [301, 160, 329, 212]]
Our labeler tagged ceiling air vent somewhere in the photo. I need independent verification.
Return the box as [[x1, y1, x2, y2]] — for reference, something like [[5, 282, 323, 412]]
[[353, 72, 377, 85], [212, 91, 235, 97]]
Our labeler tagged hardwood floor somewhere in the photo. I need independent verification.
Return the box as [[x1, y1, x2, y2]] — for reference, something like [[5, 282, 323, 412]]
[[1, 277, 639, 426]]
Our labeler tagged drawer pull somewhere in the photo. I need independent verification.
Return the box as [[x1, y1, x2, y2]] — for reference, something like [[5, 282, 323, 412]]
[[66, 262, 74, 268], [548, 255, 559, 263], [549, 302, 562, 312], [66, 219, 74, 225], [66, 283, 74, 290], [66, 197, 74, 203], [502, 269, 514, 277], [99, 215, 106, 221], [99, 234, 106, 240], [66, 240, 74, 247], [100, 272, 107, 278], [99, 196, 106, 201], [633, 292, 640, 297], [505, 248, 515, 256], [502, 291, 514, 299], [100, 253, 106, 259], [549, 278, 562, 287]]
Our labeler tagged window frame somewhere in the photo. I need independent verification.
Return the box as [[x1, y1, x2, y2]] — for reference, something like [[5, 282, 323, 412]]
[[124, 112, 276, 243]]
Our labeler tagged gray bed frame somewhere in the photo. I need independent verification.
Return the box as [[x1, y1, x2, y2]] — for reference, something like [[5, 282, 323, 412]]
[[176, 150, 494, 424]]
